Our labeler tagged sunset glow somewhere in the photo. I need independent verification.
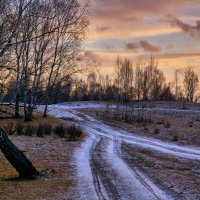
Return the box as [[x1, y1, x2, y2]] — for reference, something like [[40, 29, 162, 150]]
[[83, 0, 200, 81]]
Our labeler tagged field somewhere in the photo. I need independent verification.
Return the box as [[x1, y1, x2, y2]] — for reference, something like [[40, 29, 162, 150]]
[[0, 109, 80, 200], [0, 101, 200, 199], [75, 101, 200, 199], [77, 101, 200, 147]]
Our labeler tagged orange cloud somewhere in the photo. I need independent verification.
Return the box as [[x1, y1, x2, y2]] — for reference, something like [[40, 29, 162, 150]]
[[165, 14, 200, 37], [84, 0, 200, 82], [96, 26, 112, 32], [83, 50, 100, 62], [91, 0, 197, 23], [126, 40, 161, 52]]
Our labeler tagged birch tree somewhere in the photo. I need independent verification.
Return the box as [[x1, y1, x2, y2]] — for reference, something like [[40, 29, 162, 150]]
[[184, 66, 199, 102]]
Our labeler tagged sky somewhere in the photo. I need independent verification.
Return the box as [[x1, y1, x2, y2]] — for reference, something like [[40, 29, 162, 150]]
[[82, 0, 200, 82]]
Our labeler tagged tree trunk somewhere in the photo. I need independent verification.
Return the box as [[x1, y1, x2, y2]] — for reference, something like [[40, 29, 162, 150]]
[[24, 106, 33, 122], [43, 103, 48, 118], [15, 94, 20, 118], [0, 128, 39, 178]]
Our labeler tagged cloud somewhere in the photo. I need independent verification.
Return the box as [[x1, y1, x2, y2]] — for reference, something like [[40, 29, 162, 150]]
[[159, 52, 200, 59], [91, 0, 197, 24], [165, 14, 200, 37], [82, 50, 100, 62], [166, 44, 174, 49], [87, 1, 199, 43], [126, 40, 161, 52], [96, 26, 112, 32]]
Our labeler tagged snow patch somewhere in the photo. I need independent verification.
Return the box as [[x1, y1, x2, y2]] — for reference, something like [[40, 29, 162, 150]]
[[74, 134, 99, 200]]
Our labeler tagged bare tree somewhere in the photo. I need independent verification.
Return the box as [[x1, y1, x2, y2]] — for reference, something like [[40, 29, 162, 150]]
[[184, 66, 199, 102], [1, 0, 89, 120], [0, 0, 41, 58], [42, 0, 89, 118], [135, 57, 144, 101], [150, 65, 165, 101], [172, 69, 183, 100], [141, 56, 156, 101], [114, 56, 133, 101]]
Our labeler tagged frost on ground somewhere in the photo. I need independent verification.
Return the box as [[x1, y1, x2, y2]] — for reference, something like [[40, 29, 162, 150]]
[[79, 102, 200, 147], [74, 134, 99, 200], [44, 102, 200, 199]]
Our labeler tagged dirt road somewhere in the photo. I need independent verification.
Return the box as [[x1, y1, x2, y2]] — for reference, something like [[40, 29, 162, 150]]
[[45, 103, 200, 200]]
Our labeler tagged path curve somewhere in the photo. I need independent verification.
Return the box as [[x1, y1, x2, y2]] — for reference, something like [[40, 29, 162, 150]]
[[41, 103, 200, 199]]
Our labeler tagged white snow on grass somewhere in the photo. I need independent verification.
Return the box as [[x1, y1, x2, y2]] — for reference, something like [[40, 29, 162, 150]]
[[49, 102, 108, 109]]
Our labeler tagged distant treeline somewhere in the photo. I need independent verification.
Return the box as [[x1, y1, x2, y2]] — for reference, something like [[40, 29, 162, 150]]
[[1, 56, 200, 108], [47, 56, 199, 103]]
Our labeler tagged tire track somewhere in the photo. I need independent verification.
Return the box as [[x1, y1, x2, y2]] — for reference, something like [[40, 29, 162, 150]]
[[89, 135, 172, 200], [90, 137, 121, 200], [43, 103, 200, 199]]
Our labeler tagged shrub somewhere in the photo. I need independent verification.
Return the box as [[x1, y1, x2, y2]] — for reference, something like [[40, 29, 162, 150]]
[[16, 123, 24, 135], [157, 120, 164, 125], [35, 124, 52, 137], [25, 125, 36, 136], [195, 117, 200, 122], [153, 128, 159, 134], [188, 121, 193, 128], [36, 124, 44, 137], [54, 125, 66, 138], [3, 122, 14, 135], [67, 125, 83, 141], [164, 122, 171, 129], [172, 135, 178, 142], [41, 124, 52, 135]]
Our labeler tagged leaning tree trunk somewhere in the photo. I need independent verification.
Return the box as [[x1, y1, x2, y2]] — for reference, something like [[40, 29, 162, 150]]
[[0, 128, 39, 178]]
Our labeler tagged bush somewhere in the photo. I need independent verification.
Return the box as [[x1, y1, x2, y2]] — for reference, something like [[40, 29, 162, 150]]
[[153, 128, 159, 134], [54, 125, 66, 138], [172, 135, 178, 142], [164, 122, 171, 129], [195, 117, 200, 122], [3, 122, 14, 135], [35, 124, 53, 137], [36, 124, 44, 137], [16, 123, 24, 135], [25, 125, 36, 136], [157, 120, 164, 125], [67, 125, 83, 141], [188, 121, 193, 128], [41, 124, 52, 135]]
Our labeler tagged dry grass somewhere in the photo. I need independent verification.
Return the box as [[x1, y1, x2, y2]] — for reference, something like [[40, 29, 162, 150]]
[[0, 112, 69, 128], [0, 108, 80, 199], [0, 134, 79, 199]]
